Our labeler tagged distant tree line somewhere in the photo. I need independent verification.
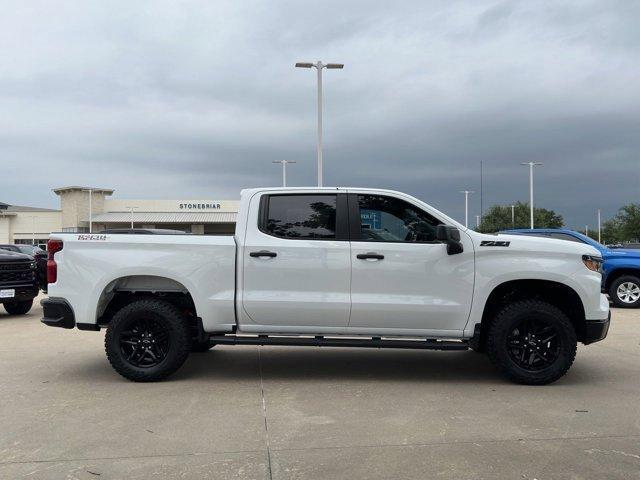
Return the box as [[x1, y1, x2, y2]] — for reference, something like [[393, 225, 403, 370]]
[[477, 202, 562, 233], [477, 202, 640, 244]]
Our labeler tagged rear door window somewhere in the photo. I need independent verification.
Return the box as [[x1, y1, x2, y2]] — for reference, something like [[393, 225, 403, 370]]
[[263, 195, 337, 239]]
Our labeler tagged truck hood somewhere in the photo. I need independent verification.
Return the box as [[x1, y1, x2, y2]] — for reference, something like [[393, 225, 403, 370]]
[[0, 250, 32, 262], [475, 232, 602, 257], [603, 248, 640, 260]]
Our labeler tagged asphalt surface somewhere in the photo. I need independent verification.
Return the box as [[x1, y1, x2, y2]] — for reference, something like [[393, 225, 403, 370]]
[[0, 294, 639, 480]]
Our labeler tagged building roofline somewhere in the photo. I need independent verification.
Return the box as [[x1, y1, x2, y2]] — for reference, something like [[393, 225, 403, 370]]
[[6, 205, 60, 212], [53, 186, 115, 195]]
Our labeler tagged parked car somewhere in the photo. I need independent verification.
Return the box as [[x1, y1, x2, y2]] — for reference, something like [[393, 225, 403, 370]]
[[0, 244, 48, 291], [0, 250, 39, 315], [501, 229, 640, 308], [42, 187, 609, 385]]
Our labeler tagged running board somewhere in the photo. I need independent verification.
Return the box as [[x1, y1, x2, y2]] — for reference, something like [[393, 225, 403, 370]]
[[209, 335, 468, 351]]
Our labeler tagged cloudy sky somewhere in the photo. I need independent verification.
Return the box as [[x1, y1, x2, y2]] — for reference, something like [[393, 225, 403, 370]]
[[1, 0, 638, 228]]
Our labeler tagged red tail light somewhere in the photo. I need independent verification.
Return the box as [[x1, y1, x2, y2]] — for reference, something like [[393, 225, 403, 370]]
[[47, 239, 64, 284]]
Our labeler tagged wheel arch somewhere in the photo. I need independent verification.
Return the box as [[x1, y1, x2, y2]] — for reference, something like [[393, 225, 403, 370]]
[[475, 279, 587, 349], [95, 275, 198, 327], [604, 267, 640, 290]]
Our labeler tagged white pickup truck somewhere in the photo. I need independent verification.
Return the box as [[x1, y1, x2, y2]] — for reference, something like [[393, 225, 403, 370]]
[[42, 187, 610, 384]]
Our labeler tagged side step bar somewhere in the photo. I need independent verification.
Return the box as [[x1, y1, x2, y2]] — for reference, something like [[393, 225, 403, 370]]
[[209, 335, 468, 351]]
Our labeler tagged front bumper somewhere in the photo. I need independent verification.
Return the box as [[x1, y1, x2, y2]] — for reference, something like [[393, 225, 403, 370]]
[[0, 284, 39, 303], [583, 311, 611, 345], [41, 298, 76, 329]]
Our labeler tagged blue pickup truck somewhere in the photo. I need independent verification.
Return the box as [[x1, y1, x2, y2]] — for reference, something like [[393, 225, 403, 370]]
[[501, 229, 640, 308]]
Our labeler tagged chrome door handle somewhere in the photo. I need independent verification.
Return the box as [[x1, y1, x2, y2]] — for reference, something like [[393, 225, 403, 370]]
[[250, 250, 277, 258], [357, 253, 384, 260]]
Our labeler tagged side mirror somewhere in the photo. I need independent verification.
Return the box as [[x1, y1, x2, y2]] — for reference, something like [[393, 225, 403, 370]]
[[436, 225, 464, 255]]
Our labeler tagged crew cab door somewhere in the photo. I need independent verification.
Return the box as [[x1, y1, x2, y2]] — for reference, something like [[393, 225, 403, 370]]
[[348, 192, 474, 334], [240, 192, 351, 330]]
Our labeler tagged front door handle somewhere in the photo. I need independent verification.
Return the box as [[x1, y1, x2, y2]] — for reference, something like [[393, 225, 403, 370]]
[[357, 252, 384, 260], [250, 250, 277, 258]]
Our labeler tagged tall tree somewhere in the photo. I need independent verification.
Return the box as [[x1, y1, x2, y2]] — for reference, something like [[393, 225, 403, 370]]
[[615, 204, 640, 242], [478, 202, 563, 233], [600, 218, 623, 245]]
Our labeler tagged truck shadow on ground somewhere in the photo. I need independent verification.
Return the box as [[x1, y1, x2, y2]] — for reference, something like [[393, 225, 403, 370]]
[[168, 347, 602, 386], [63, 345, 605, 386]]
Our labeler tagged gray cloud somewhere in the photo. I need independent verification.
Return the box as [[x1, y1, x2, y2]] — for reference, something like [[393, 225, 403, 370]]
[[0, 0, 638, 228]]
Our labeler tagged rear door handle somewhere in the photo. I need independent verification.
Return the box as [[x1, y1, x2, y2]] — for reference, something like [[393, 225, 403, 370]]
[[250, 250, 277, 258], [357, 252, 384, 260]]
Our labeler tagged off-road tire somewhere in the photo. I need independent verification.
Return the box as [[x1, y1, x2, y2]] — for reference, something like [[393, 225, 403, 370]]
[[608, 275, 640, 308], [486, 299, 577, 385], [105, 299, 191, 382], [3, 300, 33, 315]]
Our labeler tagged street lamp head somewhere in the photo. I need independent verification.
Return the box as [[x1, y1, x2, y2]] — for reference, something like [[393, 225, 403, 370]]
[[295, 62, 314, 68], [325, 63, 344, 69]]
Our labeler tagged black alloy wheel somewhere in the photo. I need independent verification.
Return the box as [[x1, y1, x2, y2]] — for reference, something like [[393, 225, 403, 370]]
[[486, 299, 577, 385], [105, 299, 191, 382], [506, 318, 561, 372], [119, 316, 170, 368]]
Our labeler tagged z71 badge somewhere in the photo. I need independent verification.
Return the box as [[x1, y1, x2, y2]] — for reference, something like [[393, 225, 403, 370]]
[[480, 240, 510, 247]]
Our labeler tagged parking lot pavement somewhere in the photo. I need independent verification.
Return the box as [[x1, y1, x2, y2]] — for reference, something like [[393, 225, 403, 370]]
[[0, 296, 638, 480]]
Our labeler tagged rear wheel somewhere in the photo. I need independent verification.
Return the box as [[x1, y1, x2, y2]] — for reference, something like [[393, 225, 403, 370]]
[[609, 275, 640, 308], [3, 300, 33, 315], [105, 299, 191, 382], [487, 300, 577, 385]]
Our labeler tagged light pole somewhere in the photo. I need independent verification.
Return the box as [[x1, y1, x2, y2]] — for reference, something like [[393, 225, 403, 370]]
[[295, 61, 344, 187], [476, 215, 480, 229], [586, 225, 589, 237], [272, 160, 297, 187], [597, 209, 601, 243], [480, 160, 483, 221], [82, 188, 93, 233], [511, 204, 515, 227], [125, 206, 138, 229], [460, 190, 474, 228], [520, 162, 543, 228]]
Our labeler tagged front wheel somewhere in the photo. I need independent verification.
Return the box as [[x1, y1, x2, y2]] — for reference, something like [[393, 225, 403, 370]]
[[3, 299, 33, 315], [105, 299, 191, 382], [486, 300, 577, 385], [609, 275, 640, 308]]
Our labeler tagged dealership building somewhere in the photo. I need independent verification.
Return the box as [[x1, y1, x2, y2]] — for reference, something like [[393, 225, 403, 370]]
[[0, 186, 239, 245]]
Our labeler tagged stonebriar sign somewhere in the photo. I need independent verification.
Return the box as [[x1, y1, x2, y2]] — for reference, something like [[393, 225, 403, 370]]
[[179, 202, 221, 210]]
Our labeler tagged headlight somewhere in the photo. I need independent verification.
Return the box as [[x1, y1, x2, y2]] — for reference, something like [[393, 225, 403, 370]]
[[582, 255, 603, 273], [30, 262, 36, 269]]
